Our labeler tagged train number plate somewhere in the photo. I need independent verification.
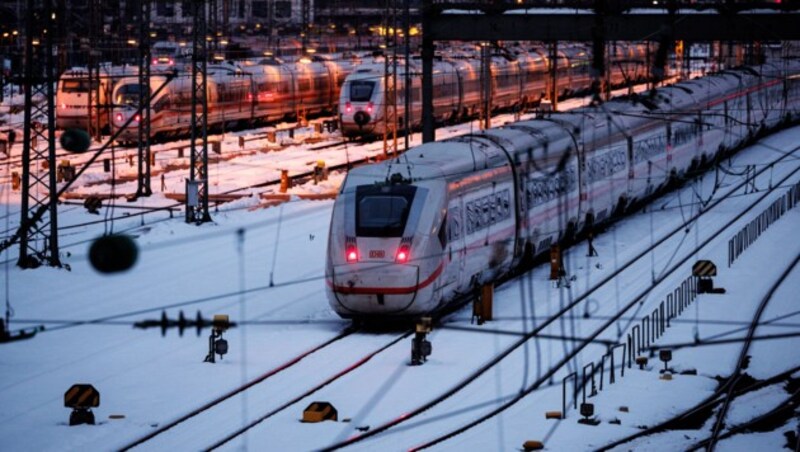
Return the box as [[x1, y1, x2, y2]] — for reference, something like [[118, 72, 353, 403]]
[[369, 250, 385, 258]]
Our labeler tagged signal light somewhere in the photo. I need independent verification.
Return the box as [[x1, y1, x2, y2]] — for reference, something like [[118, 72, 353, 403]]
[[396, 245, 410, 263], [345, 101, 352, 113], [346, 246, 358, 263]]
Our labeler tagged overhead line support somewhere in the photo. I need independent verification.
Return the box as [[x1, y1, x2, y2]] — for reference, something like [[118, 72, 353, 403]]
[[187, 0, 212, 225], [17, 0, 61, 269], [135, 0, 153, 199]]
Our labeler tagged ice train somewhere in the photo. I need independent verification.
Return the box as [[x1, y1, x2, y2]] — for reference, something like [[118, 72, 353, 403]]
[[338, 43, 650, 137], [325, 60, 800, 319], [109, 55, 360, 142]]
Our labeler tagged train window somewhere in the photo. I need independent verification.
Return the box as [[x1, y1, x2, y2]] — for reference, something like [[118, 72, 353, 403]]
[[355, 185, 417, 237], [349, 81, 375, 102], [115, 84, 149, 107], [61, 80, 97, 93]]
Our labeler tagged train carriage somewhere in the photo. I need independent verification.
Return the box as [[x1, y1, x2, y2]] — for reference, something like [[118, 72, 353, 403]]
[[56, 65, 139, 132], [327, 58, 800, 320], [110, 57, 359, 142]]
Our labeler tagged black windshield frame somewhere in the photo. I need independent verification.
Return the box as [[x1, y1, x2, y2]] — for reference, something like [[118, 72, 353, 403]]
[[355, 185, 417, 238], [349, 80, 375, 102]]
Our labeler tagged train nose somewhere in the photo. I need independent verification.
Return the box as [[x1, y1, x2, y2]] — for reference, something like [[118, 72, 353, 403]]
[[329, 262, 421, 314], [353, 111, 370, 127]]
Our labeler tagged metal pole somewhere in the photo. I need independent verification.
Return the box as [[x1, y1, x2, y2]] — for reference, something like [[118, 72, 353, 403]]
[[17, 0, 61, 269], [421, 0, 434, 143], [403, 0, 410, 151], [135, 0, 152, 198], [187, 0, 211, 224]]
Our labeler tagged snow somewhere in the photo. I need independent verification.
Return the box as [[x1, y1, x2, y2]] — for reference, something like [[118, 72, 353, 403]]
[[1, 84, 799, 451]]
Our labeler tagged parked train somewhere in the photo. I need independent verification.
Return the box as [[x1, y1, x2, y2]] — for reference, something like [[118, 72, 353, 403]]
[[110, 55, 360, 142], [325, 59, 800, 319], [338, 43, 650, 138], [56, 65, 140, 132]]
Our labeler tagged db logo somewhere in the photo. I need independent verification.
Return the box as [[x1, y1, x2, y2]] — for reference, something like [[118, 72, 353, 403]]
[[369, 250, 385, 258]]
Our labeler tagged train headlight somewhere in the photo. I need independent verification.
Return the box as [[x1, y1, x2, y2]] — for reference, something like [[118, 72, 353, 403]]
[[115, 113, 123, 122], [346, 246, 359, 263], [133, 114, 140, 122], [366, 102, 373, 113], [395, 245, 410, 263], [345, 101, 352, 113]]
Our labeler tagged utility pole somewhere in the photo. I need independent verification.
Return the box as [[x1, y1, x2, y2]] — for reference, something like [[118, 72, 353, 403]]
[[403, 0, 410, 151], [17, 0, 61, 268], [301, 0, 311, 54], [421, 0, 434, 143], [187, 0, 212, 224], [86, 0, 102, 142], [479, 41, 490, 130], [549, 41, 558, 112], [135, 0, 153, 198], [382, 0, 398, 159]]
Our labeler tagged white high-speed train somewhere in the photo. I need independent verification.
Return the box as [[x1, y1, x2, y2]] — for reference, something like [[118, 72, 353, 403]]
[[325, 59, 800, 319], [338, 43, 649, 138], [56, 65, 140, 132], [110, 55, 360, 142]]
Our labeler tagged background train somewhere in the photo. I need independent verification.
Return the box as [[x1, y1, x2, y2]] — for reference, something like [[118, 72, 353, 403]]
[[338, 43, 649, 137], [326, 59, 800, 319], [110, 55, 360, 142], [56, 65, 140, 133]]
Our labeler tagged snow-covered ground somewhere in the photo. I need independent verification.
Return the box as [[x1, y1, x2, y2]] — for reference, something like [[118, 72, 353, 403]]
[[1, 89, 799, 451]]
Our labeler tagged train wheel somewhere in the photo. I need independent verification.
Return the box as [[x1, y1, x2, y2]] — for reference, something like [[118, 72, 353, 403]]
[[519, 242, 536, 271], [613, 197, 628, 217], [580, 213, 595, 238], [562, 221, 577, 245]]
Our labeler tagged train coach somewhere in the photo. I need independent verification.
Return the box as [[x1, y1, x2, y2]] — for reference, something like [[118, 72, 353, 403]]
[[109, 55, 359, 143], [325, 59, 800, 319], [56, 65, 140, 133], [338, 43, 649, 138]]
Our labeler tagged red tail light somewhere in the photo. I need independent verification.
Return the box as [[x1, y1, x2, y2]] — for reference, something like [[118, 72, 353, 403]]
[[168, 59, 174, 65], [366, 101, 374, 113], [115, 113, 123, 122], [395, 245, 410, 263], [345, 101, 352, 113], [152, 59, 158, 65], [346, 246, 359, 263], [133, 114, 141, 122]]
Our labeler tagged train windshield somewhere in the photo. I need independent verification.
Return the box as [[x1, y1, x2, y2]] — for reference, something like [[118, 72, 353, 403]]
[[349, 81, 375, 102], [355, 185, 417, 237], [115, 84, 150, 107], [61, 79, 96, 93]]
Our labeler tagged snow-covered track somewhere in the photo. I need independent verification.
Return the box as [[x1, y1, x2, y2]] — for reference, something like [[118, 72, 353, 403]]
[[314, 140, 800, 450], [698, 252, 800, 451], [119, 327, 358, 451]]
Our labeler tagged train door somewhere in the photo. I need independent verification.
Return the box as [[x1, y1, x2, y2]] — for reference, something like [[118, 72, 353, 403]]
[[443, 195, 466, 290]]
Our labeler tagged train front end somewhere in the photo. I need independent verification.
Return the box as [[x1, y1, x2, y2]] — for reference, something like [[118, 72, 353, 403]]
[[110, 77, 150, 142], [339, 66, 383, 137], [326, 163, 447, 319]]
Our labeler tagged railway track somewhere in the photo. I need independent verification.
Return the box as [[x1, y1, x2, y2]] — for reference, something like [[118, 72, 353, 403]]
[[596, 252, 800, 452], [298, 139, 800, 450], [117, 326, 372, 450]]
